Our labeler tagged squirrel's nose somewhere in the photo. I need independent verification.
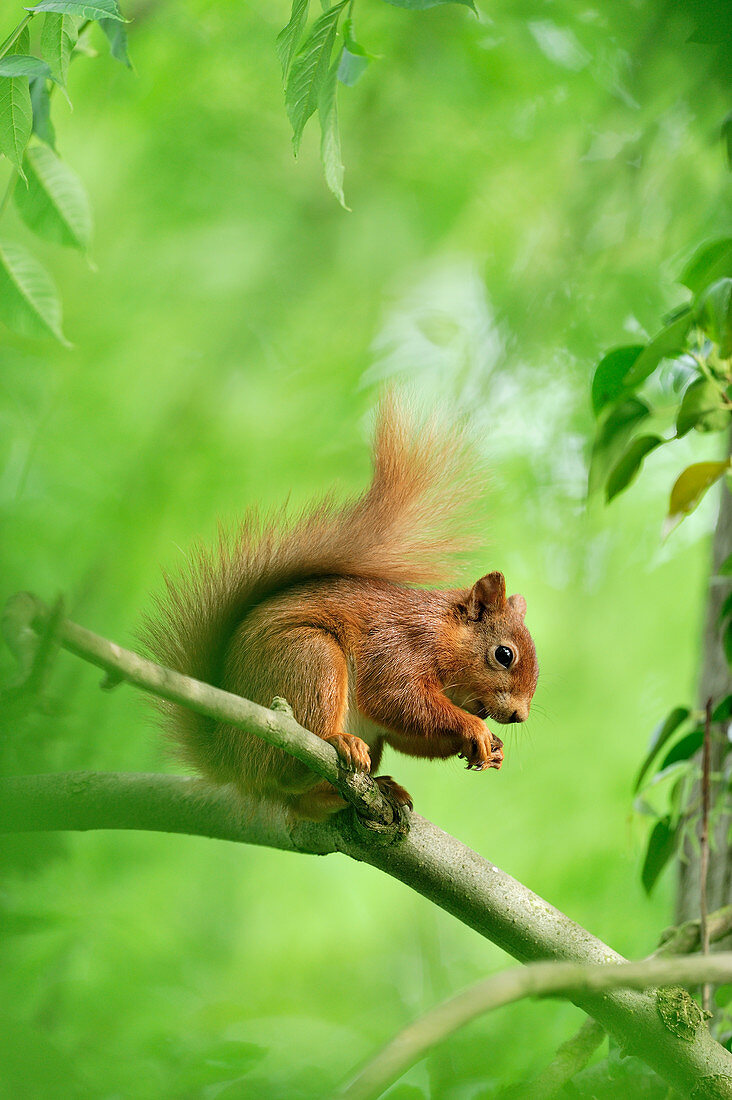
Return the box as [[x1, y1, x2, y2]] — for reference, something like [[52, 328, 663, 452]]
[[510, 708, 527, 724]]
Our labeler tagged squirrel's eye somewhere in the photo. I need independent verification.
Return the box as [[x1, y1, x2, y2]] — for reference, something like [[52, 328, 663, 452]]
[[494, 645, 514, 669]]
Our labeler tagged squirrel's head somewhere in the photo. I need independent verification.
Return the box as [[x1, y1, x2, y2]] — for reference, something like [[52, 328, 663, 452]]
[[444, 571, 538, 726]]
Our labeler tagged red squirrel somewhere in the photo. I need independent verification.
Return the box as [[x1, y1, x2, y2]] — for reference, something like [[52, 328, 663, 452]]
[[143, 398, 538, 820]]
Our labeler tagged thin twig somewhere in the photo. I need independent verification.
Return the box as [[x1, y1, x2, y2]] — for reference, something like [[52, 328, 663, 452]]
[[337, 954, 732, 1100], [517, 901, 732, 1099], [701, 696, 713, 1014]]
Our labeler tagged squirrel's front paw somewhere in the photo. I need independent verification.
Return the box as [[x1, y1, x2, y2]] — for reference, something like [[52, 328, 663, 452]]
[[458, 726, 504, 771], [325, 733, 371, 772]]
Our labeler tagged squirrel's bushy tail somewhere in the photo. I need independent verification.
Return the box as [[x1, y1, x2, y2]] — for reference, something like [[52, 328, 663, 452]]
[[141, 395, 480, 759]]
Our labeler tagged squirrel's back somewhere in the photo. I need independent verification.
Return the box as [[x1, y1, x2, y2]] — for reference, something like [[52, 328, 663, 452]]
[[141, 396, 480, 776]]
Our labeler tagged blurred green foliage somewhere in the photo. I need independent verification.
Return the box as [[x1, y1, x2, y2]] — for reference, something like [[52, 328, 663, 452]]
[[1, 0, 731, 1096]]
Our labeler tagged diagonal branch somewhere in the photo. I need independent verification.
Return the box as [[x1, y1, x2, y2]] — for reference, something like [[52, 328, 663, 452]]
[[337, 953, 732, 1100], [3, 592, 732, 1098], [518, 902, 732, 1100], [1, 592, 403, 832]]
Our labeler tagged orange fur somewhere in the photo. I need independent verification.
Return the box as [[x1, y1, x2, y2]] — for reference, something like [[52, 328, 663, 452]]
[[141, 398, 538, 818]]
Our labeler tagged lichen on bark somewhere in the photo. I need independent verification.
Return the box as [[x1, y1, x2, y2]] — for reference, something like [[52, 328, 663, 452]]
[[656, 986, 706, 1041]]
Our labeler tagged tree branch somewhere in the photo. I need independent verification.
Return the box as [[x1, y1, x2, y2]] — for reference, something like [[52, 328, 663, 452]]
[[519, 902, 732, 1100], [3, 593, 732, 1099], [338, 954, 732, 1100], [5, 770, 732, 1099], [0, 770, 341, 854], [655, 905, 732, 958], [1, 592, 403, 833]]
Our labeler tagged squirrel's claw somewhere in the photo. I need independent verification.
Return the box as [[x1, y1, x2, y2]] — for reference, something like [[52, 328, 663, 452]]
[[460, 730, 504, 771]]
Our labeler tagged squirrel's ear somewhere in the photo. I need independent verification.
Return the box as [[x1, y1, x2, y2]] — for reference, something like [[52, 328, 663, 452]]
[[508, 593, 527, 619], [466, 571, 506, 621]]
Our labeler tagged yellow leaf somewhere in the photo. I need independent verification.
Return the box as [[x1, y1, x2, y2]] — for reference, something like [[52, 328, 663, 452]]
[[664, 460, 731, 536]]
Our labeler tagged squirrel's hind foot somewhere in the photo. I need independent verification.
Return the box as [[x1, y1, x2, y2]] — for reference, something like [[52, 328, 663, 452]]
[[375, 774, 413, 812]]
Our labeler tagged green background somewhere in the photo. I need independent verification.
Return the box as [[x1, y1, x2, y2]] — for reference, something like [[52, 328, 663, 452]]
[[1, 1, 730, 1095]]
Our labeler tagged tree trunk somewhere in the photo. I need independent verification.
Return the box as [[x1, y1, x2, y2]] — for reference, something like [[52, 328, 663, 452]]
[[677, 473, 732, 922]]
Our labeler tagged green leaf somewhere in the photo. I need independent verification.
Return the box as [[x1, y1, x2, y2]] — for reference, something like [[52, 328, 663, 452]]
[[719, 554, 732, 576], [695, 278, 732, 358], [338, 46, 368, 86], [0, 237, 68, 344], [318, 54, 347, 208], [0, 54, 69, 106], [98, 16, 131, 67], [15, 25, 31, 52], [40, 12, 78, 85], [634, 705, 691, 793], [642, 816, 677, 895], [285, 0, 347, 154], [0, 31, 33, 175], [337, 17, 372, 86], [606, 434, 663, 502], [13, 141, 92, 252], [5, 24, 31, 54], [725, 620, 732, 667], [71, 22, 97, 57], [591, 345, 644, 416], [381, 0, 476, 9], [26, 0, 125, 23], [659, 728, 703, 771], [30, 76, 55, 147], [669, 773, 685, 818], [676, 376, 730, 436], [666, 460, 731, 532], [0, 56, 52, 80], [623, 310, 693, 387], [681, 238, 732, 294], [588, 397, 649, 495], [595, 397, 650, 445], [343, 16, 375, 57], [712, 694, 732, 722], [276, 0, 310, 81], [645, 760, 689, 793]]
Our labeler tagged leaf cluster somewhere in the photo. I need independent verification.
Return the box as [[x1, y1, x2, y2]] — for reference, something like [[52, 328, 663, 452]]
[[589, 239, 732, 532], [276, 0, 472, 207], [0, 0, 130, 344], [633, 697, 732, 896], [605, 249, 732, 905]]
